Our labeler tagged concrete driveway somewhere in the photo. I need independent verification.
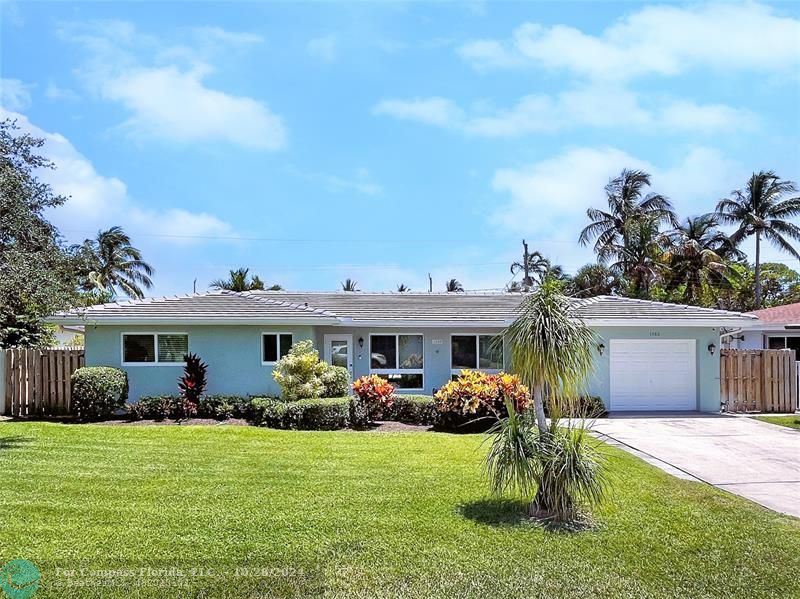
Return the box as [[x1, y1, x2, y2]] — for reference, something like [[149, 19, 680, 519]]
[[591, 414, 800, 518]]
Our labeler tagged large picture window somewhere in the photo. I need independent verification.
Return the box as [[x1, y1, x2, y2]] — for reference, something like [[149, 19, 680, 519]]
[[122, 333, 188, 365], [370, 334, 424, 389], [767, 336, 800, 354], [262, 333, 293, 364], [451, 334, 503, 376]]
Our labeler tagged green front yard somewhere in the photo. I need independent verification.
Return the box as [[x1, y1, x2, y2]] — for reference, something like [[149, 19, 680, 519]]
[[1, 422, 798, 598], [754, 414, 800, 430]]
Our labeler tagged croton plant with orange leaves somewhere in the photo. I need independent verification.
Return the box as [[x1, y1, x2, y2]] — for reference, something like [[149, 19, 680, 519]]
[[352, 374, 395, 411], [434, 370, 529, 418]]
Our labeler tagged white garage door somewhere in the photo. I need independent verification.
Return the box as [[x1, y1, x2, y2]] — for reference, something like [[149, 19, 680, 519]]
[[609, 339, 697, 411]]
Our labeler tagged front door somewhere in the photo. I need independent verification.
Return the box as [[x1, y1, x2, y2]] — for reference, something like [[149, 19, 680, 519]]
[[324, 334, 353, 378]]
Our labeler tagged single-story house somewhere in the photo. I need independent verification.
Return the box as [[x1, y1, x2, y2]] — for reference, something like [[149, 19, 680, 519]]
[[48, 291, 758, 412], [730, 302, 800, 354]]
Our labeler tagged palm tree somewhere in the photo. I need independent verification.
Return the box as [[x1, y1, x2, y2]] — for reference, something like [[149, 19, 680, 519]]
[[396, 283, 410, 292], [716, 171, 800, 307], [663, 215, 743, 303], [504, 280, 597, 435], [78, 226, 154, 299], [210, 268, 266, 292], [579, 169, 676, 277], [568, 264, 621, 297], [444, 278, 464, 292], [341, 278, 359, 291], [506, 281, 523, 292], [604, 217, 668, 298], [510, 250, 551, 289]]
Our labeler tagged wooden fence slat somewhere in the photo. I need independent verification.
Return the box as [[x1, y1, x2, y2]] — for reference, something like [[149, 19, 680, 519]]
[[721, 348, 797, 413]]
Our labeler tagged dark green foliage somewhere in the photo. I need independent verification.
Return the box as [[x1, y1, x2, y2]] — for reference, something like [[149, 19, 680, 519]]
[[74, 226, 154, 299], [250, 397, 350, 430], [321, 365, 350, 398], [209, 267, 279, 292], [71, 366, 128, 421], [383, 394, 437, 425], [129, 394, 256, 421], [0, 119, 80, 347], [545, 396, 608, 419]]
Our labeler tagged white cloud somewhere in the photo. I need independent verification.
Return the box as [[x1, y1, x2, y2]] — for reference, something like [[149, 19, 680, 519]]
[[288, 166, 383, 196], [458, 3, 800, 80], [373, 97, 464, 128], [61, 21, 287, 150], [45, 82, 81, 102], [490, 145, 743, 251], [1, 108, 235, 245], [0, 78, 32, 110], [374, 88, 752, 136], [307, 34, 338, 63]]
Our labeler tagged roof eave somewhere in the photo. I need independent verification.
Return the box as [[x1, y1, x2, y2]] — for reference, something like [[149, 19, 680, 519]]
[[46, 316, 341, 326], [583, 317, 759, 328]]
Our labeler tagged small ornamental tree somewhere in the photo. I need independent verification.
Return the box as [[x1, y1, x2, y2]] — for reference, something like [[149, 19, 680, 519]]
[[272, 340, 328, 400], [176, 353, 208, 420]]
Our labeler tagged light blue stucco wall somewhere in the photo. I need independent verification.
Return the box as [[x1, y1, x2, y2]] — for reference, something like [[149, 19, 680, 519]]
[[84, 325, 313, 401], [85, 324, 722, 411]]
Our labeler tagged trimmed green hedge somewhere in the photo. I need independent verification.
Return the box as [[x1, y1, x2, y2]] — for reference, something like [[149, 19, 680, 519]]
[[384, 394, 437, 425], [129, 394, 259, 421], [71, 367, 128, 421], [250, 397, 350, 430]]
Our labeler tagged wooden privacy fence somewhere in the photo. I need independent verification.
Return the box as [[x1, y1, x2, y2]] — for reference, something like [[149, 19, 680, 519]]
[[3, 347, 84, 417], [721, 349, 797, 413]]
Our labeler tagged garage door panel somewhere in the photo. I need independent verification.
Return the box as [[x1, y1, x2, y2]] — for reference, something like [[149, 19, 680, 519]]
[[610, 339, 696, 411]]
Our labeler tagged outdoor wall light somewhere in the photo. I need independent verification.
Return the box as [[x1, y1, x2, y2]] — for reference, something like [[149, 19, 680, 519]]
[[358, 337, 364, 349], [708, 343, 716, 355], [597, 343, 605, 356]]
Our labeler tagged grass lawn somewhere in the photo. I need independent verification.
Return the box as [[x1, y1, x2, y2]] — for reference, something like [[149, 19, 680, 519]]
[[754, 414, 800, 430], [1, 423, 799, 598]]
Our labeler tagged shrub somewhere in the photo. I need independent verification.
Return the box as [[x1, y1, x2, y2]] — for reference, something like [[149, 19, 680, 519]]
[[178, 353, 208, 407], [545, 396, 607, 419], [434, 370, 529, 430], [272, 340, 328, 400], [352, 374, 395, 422], [197, 395, 254, 420], [127, 395, 175, 421], [71, 366, 128, 421], [383, 395, 438, 425], [321, 365, 350, 398], [249, 396, 349, 430]]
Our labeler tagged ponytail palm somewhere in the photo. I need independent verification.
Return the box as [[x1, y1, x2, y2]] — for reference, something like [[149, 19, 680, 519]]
[[504, 280, 596, 434]]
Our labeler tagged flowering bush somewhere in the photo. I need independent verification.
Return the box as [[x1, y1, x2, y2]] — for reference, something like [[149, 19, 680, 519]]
[[434, 370, 529, 429], [351, 374, 395, 425]]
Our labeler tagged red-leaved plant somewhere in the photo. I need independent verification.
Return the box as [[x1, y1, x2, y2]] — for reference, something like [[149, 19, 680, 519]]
[[352, 374, 395, 420], [176, 353, 208, 420]]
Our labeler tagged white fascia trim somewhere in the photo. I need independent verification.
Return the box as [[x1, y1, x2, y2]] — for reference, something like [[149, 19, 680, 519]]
[[47, 317, 341, 326], [582, 318, 759, 328], [337, 320, 511, 328]]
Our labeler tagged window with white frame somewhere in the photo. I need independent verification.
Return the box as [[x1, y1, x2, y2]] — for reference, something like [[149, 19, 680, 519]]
[[262, 333, 293, 364], [122, 333, 188, 365], [370, 334, 424, 389], [767, 335, 800, 354], [450, 334, 503, 376]]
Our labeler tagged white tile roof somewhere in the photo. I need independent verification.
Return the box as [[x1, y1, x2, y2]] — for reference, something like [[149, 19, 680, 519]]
[[49, 290, 758, 327]]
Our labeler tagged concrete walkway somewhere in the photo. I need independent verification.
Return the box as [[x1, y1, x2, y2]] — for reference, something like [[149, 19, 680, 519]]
[[591, 414, 800, 518]]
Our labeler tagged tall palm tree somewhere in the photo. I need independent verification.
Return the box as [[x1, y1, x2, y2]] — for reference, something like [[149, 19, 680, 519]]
[[716, 171, 800, 307], [341, 278, 359, 291], [568, 264, 621, 297], [396, 283, 410, 292], [444, 278, 464, 292], [210, 268, 266, 292], [79, 226, 154, 299], [605, 217, 668, 298], [579, 169, 676, 277], [510, 250, 551, 289], [663, 215, 743, 303]]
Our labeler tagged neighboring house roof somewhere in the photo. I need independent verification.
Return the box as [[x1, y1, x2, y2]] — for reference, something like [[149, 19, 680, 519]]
[[48, 291, 758, 328], [747, 302, 800, 328]]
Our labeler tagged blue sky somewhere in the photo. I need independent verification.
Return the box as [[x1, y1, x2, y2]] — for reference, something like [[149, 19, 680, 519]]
[[2, 1, 799, 295]]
